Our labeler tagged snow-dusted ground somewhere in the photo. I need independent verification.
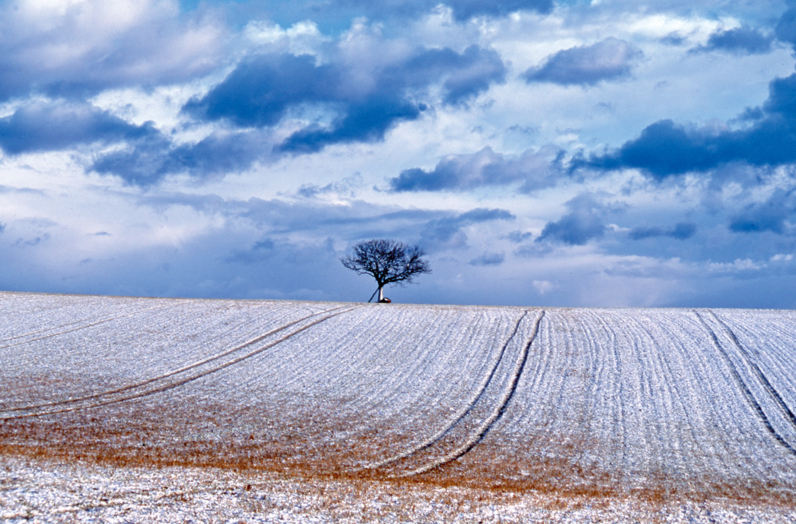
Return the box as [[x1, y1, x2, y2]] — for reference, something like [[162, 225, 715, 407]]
[[4, 456, 795, 523], [1, 292, 795, 521]]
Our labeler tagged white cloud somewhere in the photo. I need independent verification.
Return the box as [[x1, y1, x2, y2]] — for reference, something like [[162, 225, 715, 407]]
[[708, 258, 765, 273], [532, 279, 555, 295], [0, 0, 226, 100], [244, 20, 329, 56]]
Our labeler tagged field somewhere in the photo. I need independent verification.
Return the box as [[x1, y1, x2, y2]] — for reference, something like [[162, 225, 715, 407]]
[[1, 291, 796, 522]]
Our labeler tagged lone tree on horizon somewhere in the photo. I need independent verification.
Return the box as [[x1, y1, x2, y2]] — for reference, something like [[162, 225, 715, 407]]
[[341, 239, 431, 303]]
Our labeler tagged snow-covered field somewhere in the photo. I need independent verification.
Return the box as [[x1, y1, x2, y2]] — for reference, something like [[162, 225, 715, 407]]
[[1, 291, 795, 522]]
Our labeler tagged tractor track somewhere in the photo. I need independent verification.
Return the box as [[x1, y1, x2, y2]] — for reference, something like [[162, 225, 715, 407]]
[[694, 310, 796, 457], [370, 310, 544, 477], [1, 305, 358, 420], [366, 311, 529, 470], [706, 311, 796, 436]]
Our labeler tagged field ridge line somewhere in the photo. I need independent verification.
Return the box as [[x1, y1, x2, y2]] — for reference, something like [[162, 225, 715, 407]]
[[365, 310, 529, 470], [400, 309, 545, 477]]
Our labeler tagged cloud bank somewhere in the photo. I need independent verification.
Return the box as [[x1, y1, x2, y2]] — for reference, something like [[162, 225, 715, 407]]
[[577, 73, 796, 179]]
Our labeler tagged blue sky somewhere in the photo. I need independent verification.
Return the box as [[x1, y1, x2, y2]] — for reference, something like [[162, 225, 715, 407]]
[[2, 0, 796, 307]]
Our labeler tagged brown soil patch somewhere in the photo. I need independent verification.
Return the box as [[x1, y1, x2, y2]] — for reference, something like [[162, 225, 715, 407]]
[[2, 399, 795, 513]]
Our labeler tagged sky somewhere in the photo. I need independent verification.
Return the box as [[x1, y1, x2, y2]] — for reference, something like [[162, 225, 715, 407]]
[[2, 0, 796, 308]]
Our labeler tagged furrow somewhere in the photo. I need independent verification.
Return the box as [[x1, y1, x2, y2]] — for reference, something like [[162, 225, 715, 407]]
[[587, 311, 630, 475], [676, 310, 752, 481], [399, 310, 544, 477], [0, 294, 145, 340], [715, 311, 796, 414], [625, 313, 706, 484], [365, 310, 528, 470], [2, 305, 349, 414], [694, 310, 796, 457], [0, 302, 180, 349], [707, 310, 796, 434], [1, 306, 358, 420], [342, 308, 505, 433]]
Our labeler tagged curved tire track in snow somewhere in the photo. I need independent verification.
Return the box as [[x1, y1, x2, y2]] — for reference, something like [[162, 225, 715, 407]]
[[1, 305, 358, 420], [706, 311, 796, 443], [492, 309, 573, 462], [712, 310, 796, 424], [694, 310, 796, 457], [381, 310, 544, 477], [366, 310, 530, 470]]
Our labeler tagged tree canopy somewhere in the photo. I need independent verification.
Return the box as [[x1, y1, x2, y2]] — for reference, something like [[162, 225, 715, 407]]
[[340, 239, 431, 302]]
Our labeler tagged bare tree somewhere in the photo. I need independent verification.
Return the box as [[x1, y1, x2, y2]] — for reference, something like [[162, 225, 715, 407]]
[[341, 239, 431, 302]]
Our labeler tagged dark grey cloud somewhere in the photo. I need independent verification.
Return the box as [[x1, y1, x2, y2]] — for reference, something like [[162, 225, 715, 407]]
[[577, 73, 796, 179], [661, 33, 687, 46], [507, 230, 533, 243], [132, 191, 510, 253], [421, 208, 515, 249], [241, 199, 448, 238], [729, 189, 796, 234], [388, 146, 564, 193], [15, 233, 50, 248], [183, 53, 333, 129], [132, 191, 516, 261], [629, 222, 697, 240], [776, 7, 796, 48], [275, 98, 424, 154], [91, 135, 175, 187], [536, 194, 606, 245], [406, 46, 508, 105], [0, 101, 156, 155], [184, 45, 505, 155], [92, 43, 506, 186], [226, 237, 278, 264], [297, 176, 360, 199], [91, 130, 270, 186], [576, 119, 719, 178], [691, 25, 773, 55], [329, 0, 553, 22], [446, 0, 553, 20], [573, 6, 796, 179], [523, 38, 642, 86], [469, 252, 505, 266]]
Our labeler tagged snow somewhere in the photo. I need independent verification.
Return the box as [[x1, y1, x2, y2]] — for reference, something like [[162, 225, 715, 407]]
[[1, 292, 795, 520], [2, 455, 795, 523]]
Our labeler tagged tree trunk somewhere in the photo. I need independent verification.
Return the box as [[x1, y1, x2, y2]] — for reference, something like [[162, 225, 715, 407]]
[[378, 286, 384, 302]]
